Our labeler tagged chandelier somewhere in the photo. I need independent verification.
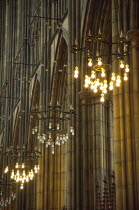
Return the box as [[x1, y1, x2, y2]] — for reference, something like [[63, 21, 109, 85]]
[[4, 146, 41, 190], [31, 105, 76, 154], [0, 179, 16, 208], [72, 33, 130, 102]]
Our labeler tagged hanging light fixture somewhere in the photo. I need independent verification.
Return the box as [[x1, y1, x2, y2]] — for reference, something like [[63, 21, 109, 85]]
[[3, 146, 41, 190], [72, 31, 130, 102], [31, 105, 76, 154]]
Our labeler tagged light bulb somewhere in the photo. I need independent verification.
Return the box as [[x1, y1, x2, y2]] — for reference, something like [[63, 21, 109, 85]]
[[48, 133, 51, 139], [84, 83, 89, 88], [85, 75, 91, 84], [20, 184, 24, 190], [96, 79, 100, 86], [94, 88, 97, 93], [34, 126, 38, 132], [49, 123, 52, 129], [74, 73, 78, 78], [22, 170, 26, 176], [63, 135, 66, 141], [37, 165, 40, 170], [91, 70, 96, 79], [116, 75, 121, 83], [88, 58, 92, 67], [42, 133, 46, 140], [100, 94, 105, 102], [98, 58, 102, 66], [4, 166, 8, 173], [26, 176, 29, 182], [103, 80, 108, 88], [90, 83, 95, 90], [120, 60, 124, 68], [70, 127, 73, 132], [32, 129, 35, 134], [111, 72, 116, 81], [109, 81, 113, 90], [100, 83, 104, 90], [16, 170, 20, 176], [15, 163, 19, 168], [101, 68, 105, 77], [125, 64, 129, 72], [74, 66, 79, 78], [116, 82, 120, 87], [34, 165, 37, 170], [16, 177, 19, 182], [57, 124, 60, 130], [124, 73, 128, 81], [103, 88, 107, 94], [22, 163, 25, 168], [56, 135, 59, 141]]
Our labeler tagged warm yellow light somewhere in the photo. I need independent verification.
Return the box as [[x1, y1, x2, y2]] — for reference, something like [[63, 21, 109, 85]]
[[20, 184, 24, 190], [88, 58, 93, 67], [125, 64, 129, 72], [98, 58, 102, 66], [74, 66, 79, 78], [109, 81, 113, 90], [116, 75, 121, 83], [101, 68, 105, 77], [96, 78, 100, 86], [74, 74, 78, 78], [22, 170, 26, 177], [85, 75, 91, 84], [103, 80, 108, 88], [16, 170, 20, 176], [26, 176, 29, 182], [124, 73, 128, 81], [103, 88, 107, 94], [15, 163, 19, 168], [91, 70, 96, 79], [22, 163, 25, 168], [94, 88, 97, 93], [4, 166, 8, 173], [100, 94, 105, 102], [120, 60, 124, 68], [111, 72, 116, 81], [100, 83, 104, 90], [16, 177, 19, 182], [90, 83, 94, 89], [84, 83, 89, 88], [116, 75, 121, 87]]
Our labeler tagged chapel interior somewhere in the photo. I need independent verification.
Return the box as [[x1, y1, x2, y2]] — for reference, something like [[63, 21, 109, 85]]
[[0, 0, 139, 209]]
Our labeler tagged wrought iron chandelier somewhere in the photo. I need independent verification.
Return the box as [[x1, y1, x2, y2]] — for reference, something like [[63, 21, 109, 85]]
[[0, 179, 16, 208], [31, 105, 76, 154], [4, 145, 41, 190], [72, 32, 130, 102]]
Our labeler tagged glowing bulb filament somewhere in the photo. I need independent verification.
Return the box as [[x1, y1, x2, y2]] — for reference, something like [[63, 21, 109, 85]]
[[125, 64, 129, 72], [124, 73, 128, 81], [98, 58, 102, 66], [88, 58, 93, 67], [120, 60, 124, 68]]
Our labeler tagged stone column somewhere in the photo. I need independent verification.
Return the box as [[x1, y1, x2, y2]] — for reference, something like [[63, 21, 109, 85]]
[[128, 29, 139, 209]]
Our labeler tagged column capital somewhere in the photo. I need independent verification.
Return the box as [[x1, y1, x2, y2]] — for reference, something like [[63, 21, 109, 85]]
[[127, 29, 139, 43], [78, 91, 100, 104]]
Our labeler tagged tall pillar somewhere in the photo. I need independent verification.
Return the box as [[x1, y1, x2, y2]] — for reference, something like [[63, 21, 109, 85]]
[[128, 29, 139, 209], [79, 91, 113, 209]]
